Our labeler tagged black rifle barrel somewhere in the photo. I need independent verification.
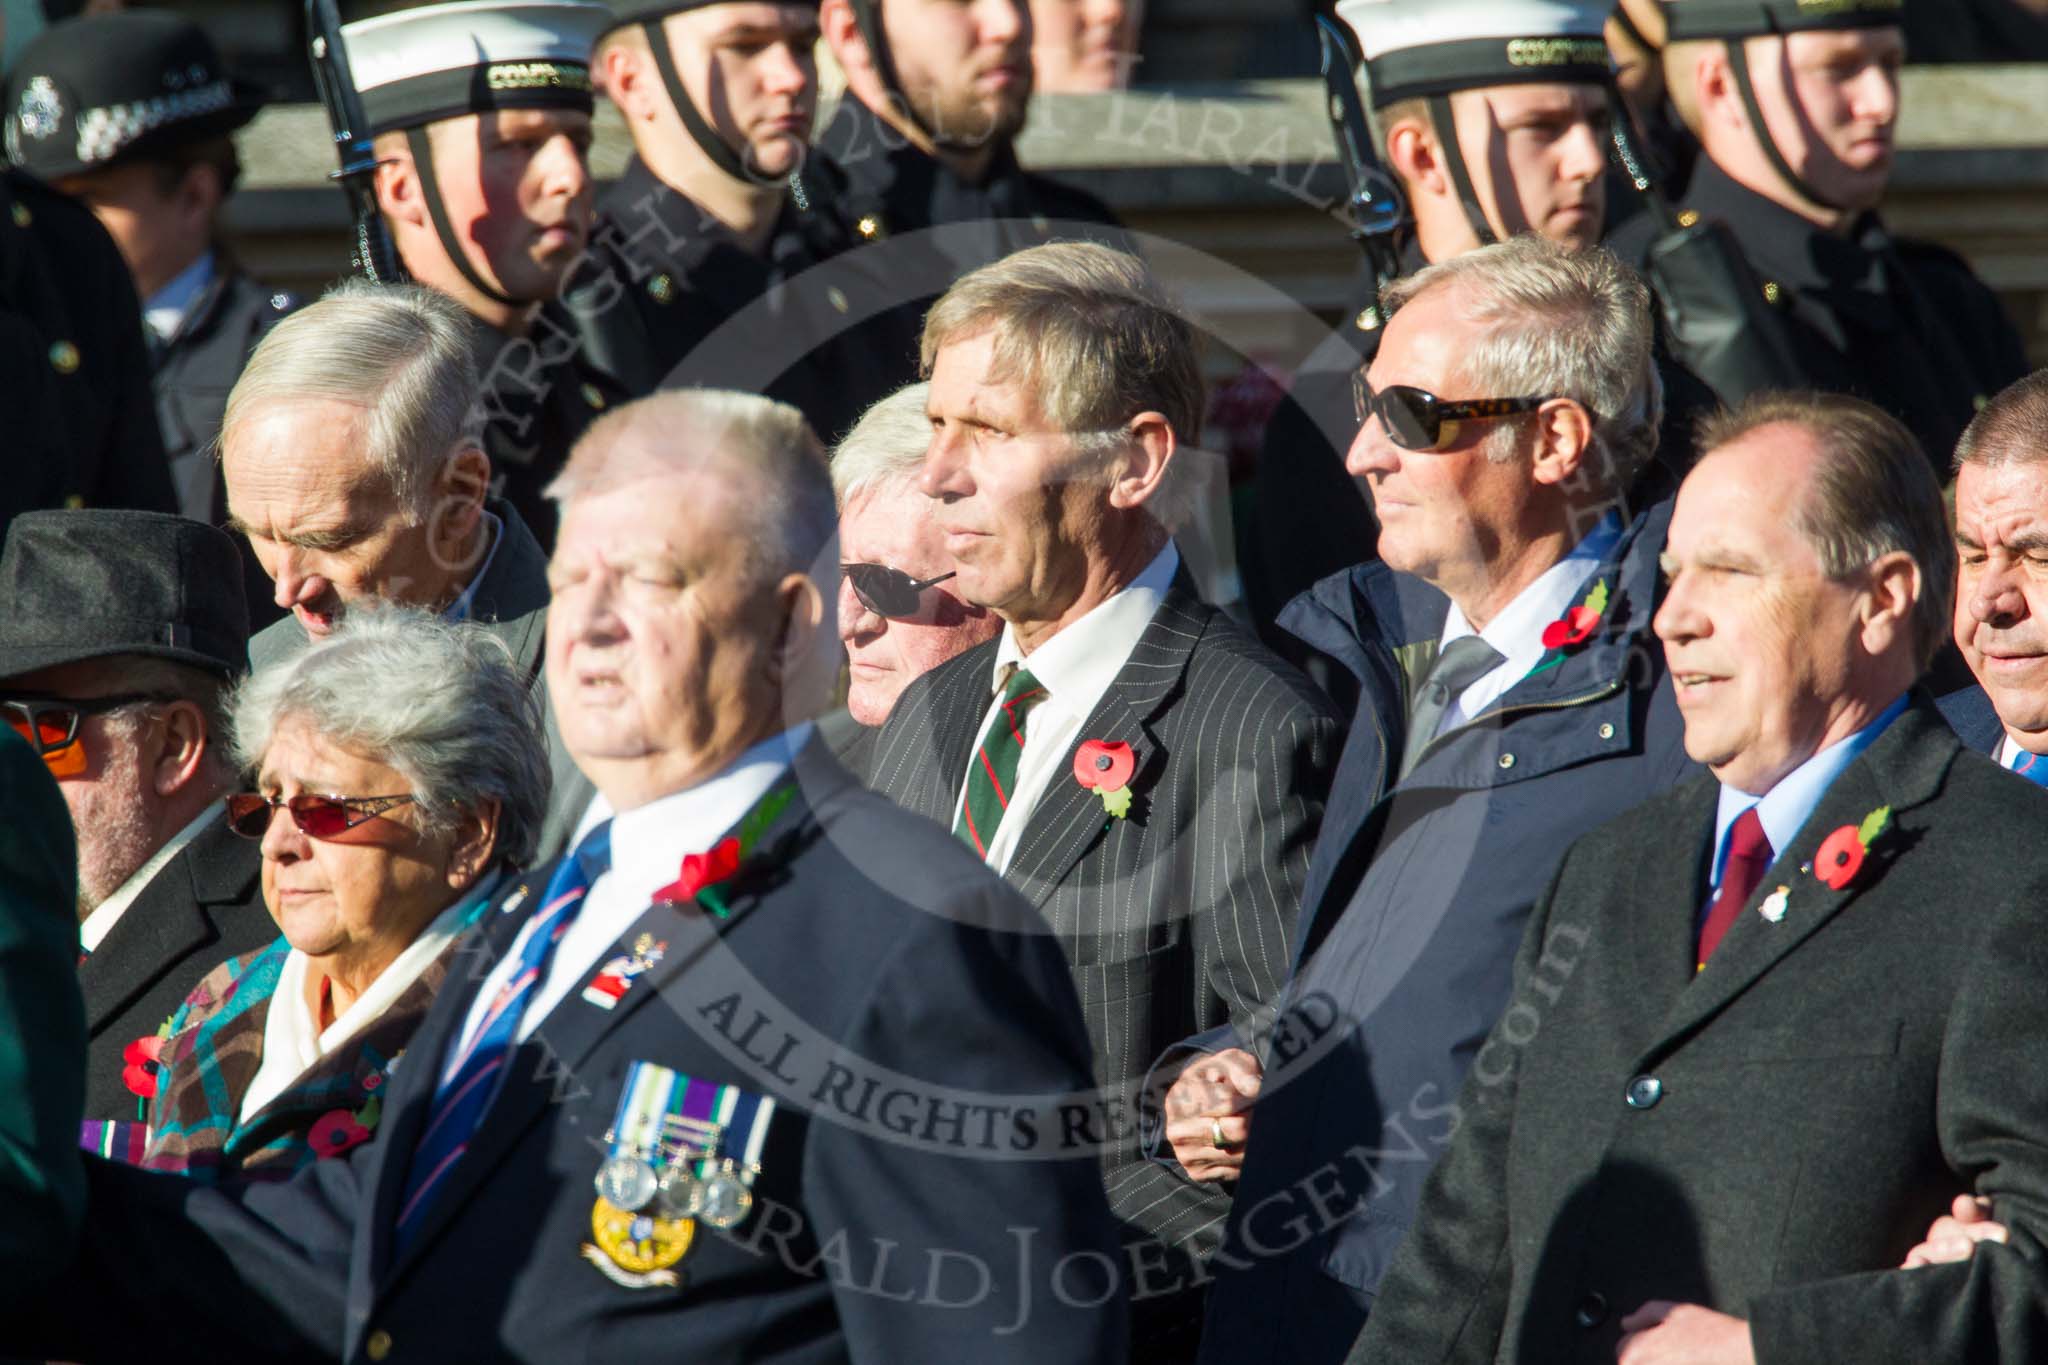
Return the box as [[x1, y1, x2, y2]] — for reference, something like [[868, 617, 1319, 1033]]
[[1315, 15, 1411, 329], [306, 0, 407, 284]]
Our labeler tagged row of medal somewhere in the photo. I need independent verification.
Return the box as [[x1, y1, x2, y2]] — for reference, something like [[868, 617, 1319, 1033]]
[[594, 1061, 778, 1230]]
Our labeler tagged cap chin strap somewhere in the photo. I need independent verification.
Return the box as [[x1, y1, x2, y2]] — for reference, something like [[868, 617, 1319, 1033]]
[[1724, 38, 1848, 213], [404, 126, 521, 309], [844, 0, 949, 149], [641, 18, 763, 187], [1425, 94, 1499, 248]]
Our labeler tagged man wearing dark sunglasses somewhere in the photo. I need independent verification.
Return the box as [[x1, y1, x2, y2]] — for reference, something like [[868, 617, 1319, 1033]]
[[830, 381, 1000, 742], [0, 510, 273, 1139], [1246, 0, 1626, 642], [1169, 235, 1698, 1364]]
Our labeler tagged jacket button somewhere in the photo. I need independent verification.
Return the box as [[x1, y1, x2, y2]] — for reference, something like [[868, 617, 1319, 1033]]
[[365, 1328, 393, 1361], [1575, 1292, 1609, 1328], [1598, 722, 1615, 740], [1497, 752, 1515, 770], [1625, 1075, 1663, 1109]]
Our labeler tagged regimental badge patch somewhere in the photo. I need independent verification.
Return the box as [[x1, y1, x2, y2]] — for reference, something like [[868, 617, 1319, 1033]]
[[583, 1197, 693, 1289]]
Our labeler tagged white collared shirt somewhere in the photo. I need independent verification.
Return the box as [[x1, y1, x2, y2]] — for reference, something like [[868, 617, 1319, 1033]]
[[453, 724, 814, 1057], [1708, 693, 1910, 892], [1433, 513, 1622, 735], [143, 251, 217, 346], [237, 892, 479, 1123], [80, 806, 221, 954], [1996, 734, 2048, 776], [952, 543, 1179, 876]]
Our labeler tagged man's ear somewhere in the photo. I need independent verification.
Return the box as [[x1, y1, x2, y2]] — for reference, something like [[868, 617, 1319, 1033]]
[[150, 700, 211, 800], [1858, 550, 1923, 659], [174, 162, 222, 238], [1692, 43, 1744, 138], [372, 136, 426, 227], [428, 446, 492, 567], [818, 0, 867, 74], [1528, 398, 1597, 492], [1385, 118, 1446, 199], [601, 38, 660, 123], [1106, 413, 1176, 513]]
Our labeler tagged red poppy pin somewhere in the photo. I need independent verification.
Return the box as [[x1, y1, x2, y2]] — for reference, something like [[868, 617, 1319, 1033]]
[[311, 1093, 381, 1159], [120, 1034, 167, 1101], [1541, 579, 1610, 652], [1074, 739, 1137, 818], [653, 836, 742, 916], [1813, 805, 1892, 891]]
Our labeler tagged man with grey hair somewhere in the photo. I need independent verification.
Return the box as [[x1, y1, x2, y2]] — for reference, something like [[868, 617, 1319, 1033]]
[[868, 240, 1342, 1357], [1175, 233, 1696, 1364], [0, 388, 1127, 1364], [1355, 390, 2048, 1365], [832, 383, 999, 743], [224, 280, 592, 861]]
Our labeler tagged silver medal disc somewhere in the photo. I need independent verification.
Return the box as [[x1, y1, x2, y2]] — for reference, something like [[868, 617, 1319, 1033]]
[[697, 1169, 754, 1230], [655, 1163, 703, 1218], [594, 1154, 658, 1212]]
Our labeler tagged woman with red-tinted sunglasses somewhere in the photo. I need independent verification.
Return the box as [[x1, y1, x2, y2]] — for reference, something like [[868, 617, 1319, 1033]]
[[137, 606, 548, 1185]]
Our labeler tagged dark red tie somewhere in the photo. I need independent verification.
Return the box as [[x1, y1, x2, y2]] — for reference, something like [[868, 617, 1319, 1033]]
[[1697, 807, 1772, 972]]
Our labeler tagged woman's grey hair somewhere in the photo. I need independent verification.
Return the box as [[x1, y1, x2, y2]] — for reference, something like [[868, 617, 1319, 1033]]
[[548, 388, 837, 594], [1697, 392, 1954, 671], [920, 241, 1205, 532], [221, 279, 484, 519], [1383, 236, 1663, 500], [831, 382, 932, 506], [230, 605, 549, 869]]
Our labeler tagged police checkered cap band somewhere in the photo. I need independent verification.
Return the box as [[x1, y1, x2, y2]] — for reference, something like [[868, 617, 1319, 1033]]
[[72, 77, 233, 167], [1664, 0, 1905, 41], [344, 0, 612, 132], [1336, 0, 1614, 106]]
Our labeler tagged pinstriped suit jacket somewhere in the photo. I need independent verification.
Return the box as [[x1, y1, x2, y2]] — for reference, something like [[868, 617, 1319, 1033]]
[[870, 574, 1342, 1274]]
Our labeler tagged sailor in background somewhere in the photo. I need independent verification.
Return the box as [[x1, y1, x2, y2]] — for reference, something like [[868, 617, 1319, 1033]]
[[339, 0, 628, 547], [572, 0, 915, 447]]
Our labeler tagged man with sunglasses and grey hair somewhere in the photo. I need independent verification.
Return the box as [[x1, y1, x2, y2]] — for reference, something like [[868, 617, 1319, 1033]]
[[0, 510, 272, 1152], [1162, 232, 1697, 1364], [831, 383, 1000, 761]]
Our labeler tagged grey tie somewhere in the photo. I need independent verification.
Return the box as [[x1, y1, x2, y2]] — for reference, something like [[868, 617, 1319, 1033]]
[[1399, 636, 1505, 778]]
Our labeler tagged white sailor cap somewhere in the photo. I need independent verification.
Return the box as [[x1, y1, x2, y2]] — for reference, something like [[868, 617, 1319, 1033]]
[[1664, 0, 1904, 42], [342, 0, 613, 135], [1334, 0, 1614, 108]]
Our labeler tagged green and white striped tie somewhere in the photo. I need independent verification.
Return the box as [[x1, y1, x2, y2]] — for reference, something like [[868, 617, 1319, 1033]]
[[954, 665, 1048, 858]]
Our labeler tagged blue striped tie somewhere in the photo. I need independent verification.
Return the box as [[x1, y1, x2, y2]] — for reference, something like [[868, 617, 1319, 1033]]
[[393, 820, 612, 1252], [2014, 750, 2048, 787]]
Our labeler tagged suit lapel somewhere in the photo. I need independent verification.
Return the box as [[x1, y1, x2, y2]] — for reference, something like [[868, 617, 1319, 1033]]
[[1001, 585, 1208, 909], [869, 638, 997, 824], [1638, 699, 1957, 1062], [1617, 778, 1719, 1049], [81, 818, 259, 1034]]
